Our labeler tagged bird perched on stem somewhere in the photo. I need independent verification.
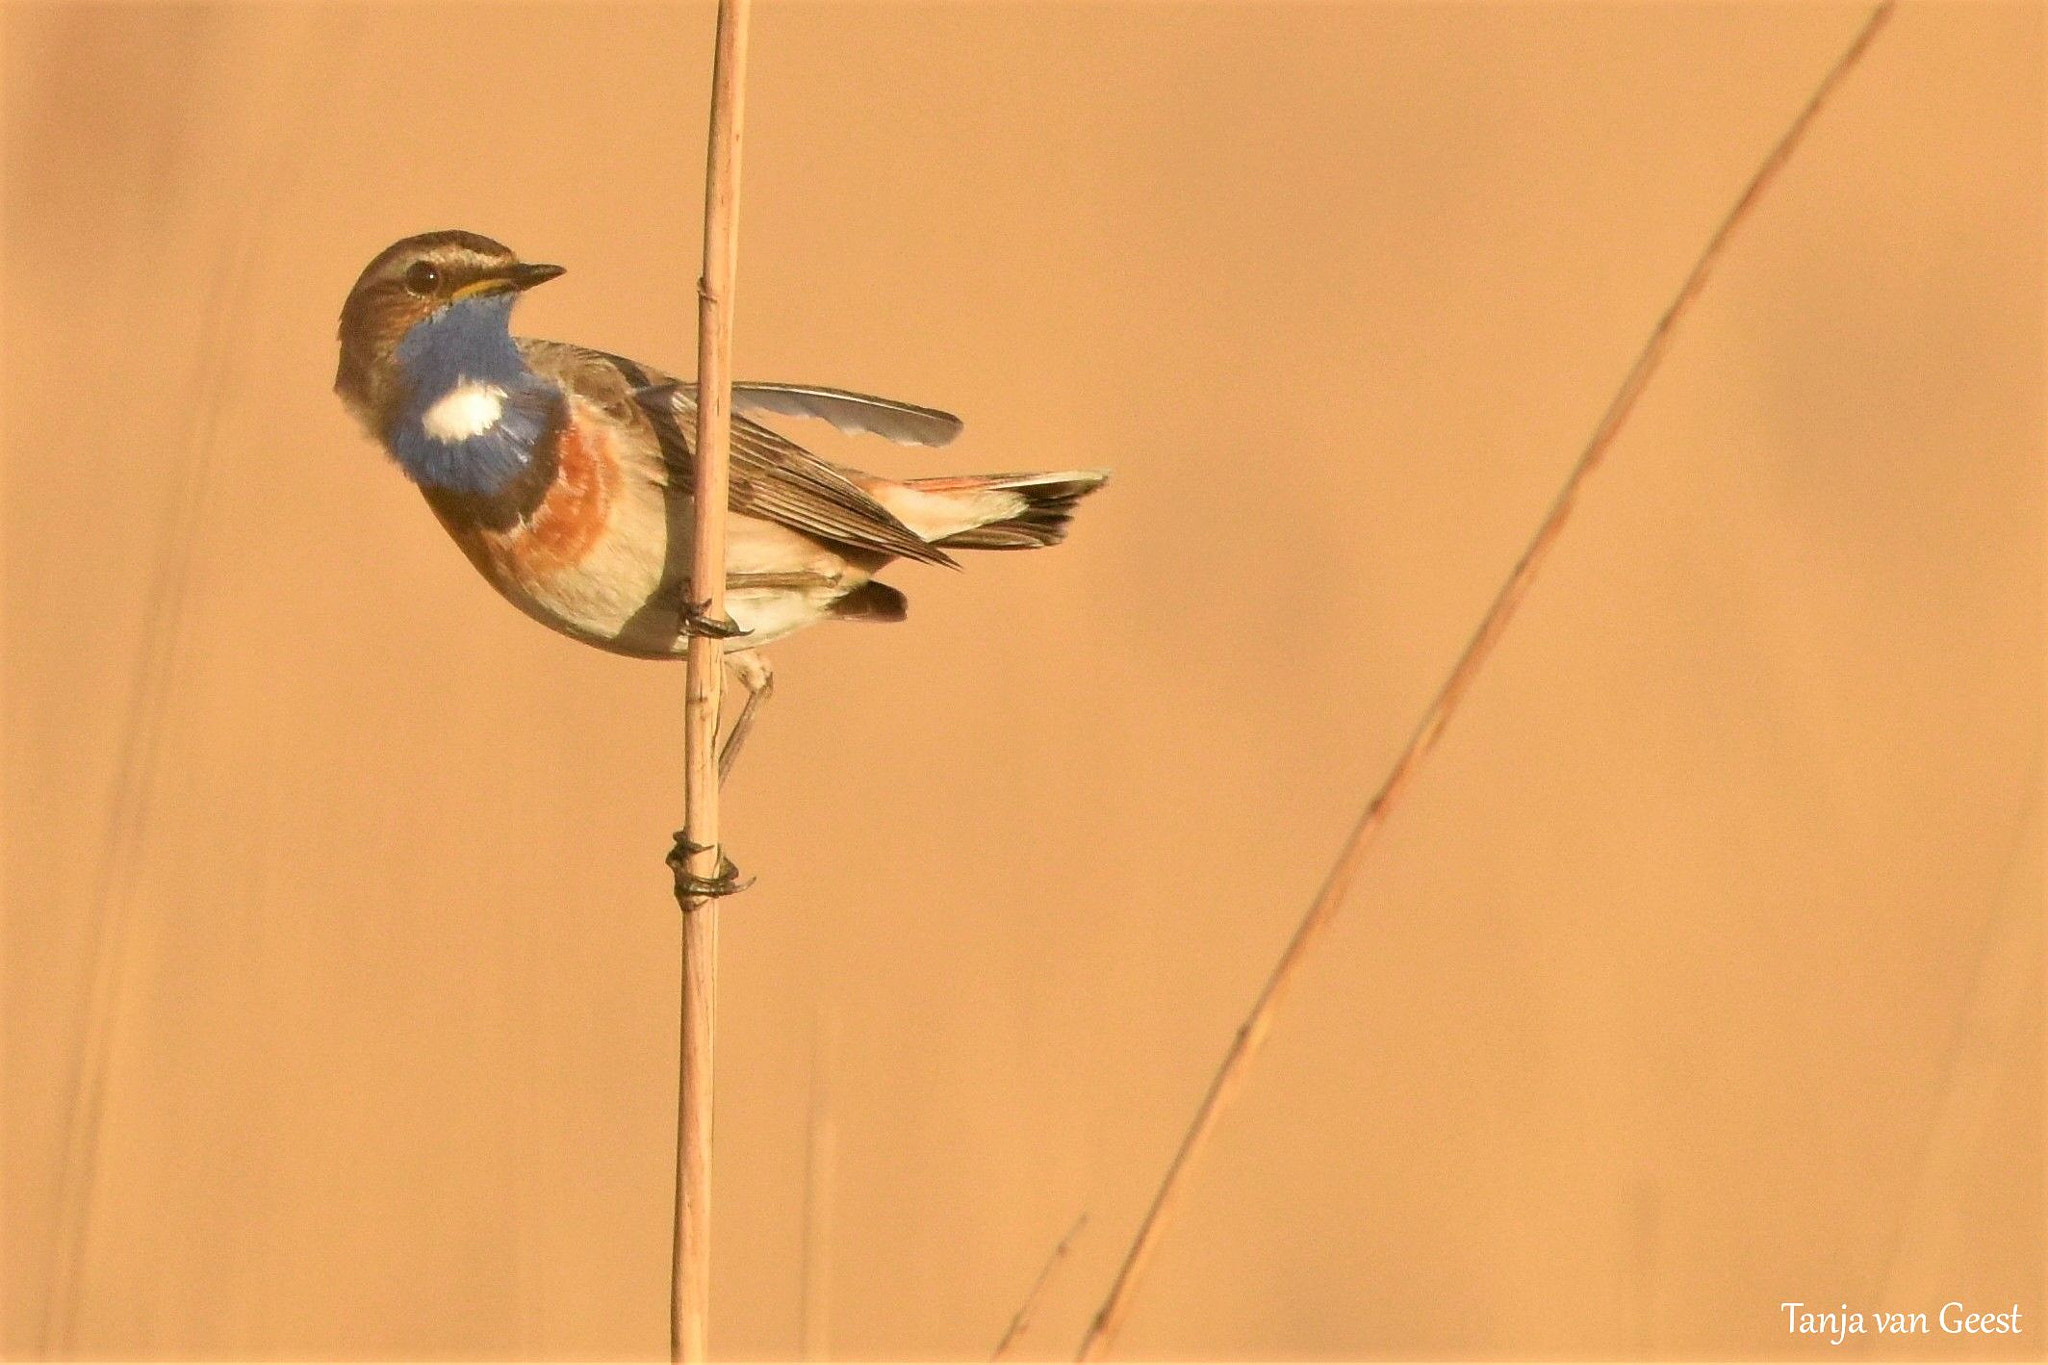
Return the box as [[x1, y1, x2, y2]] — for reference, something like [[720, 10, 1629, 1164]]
[[336, 230, 1108, 795]]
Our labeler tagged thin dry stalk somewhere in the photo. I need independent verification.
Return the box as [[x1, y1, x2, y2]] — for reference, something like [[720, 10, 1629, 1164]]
[[672, 0, 752, 1360], [1074, 5, 1896, 1357], [44, 245, 236, 1357], [799, 1011, 840, 1360], [1877, 780, 2041, 1304], [992, 1214, 1089, 1361], [42, 41, 321, 1342]]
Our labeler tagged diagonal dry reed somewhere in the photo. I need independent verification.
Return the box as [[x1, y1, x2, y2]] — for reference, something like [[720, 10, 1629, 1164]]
[[672, 0, 752, 1359], [1074, 4, 1898, 1356], [992, 1213, 1090, 1361], [1877, 776, 2041, 1306]]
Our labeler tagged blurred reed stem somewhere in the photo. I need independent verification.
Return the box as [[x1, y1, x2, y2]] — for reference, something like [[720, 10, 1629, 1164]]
[[673, 0, 751, 1359], [992, 1214, 1089, 1361], [1877, 780, 2041, 1304], [41, 35, 321, 1342], [800, 1011, 840, 1360], [1073, 3, 1897, 1356]]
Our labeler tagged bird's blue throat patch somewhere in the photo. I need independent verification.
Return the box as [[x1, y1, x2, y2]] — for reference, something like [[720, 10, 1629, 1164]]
[[387, 294, 560, 496]]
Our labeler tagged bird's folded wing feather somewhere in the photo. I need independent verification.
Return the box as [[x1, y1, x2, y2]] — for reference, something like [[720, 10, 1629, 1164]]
[[632, 380, 961, 447], [717, 409, 954, 565], [728, 382, 963, 447], [547, 345, 955, 567]]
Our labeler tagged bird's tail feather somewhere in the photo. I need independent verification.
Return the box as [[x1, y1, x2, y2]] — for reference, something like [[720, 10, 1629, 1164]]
[[918, 469, 1110, 550], [828, 579, 908, 623]]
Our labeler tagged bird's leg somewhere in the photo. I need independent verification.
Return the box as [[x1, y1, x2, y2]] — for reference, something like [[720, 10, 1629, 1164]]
[[718, 650, 775, 785], [679, 596, 747, 640], [666, 652, 771, 900], [667, 836, 749, 900]]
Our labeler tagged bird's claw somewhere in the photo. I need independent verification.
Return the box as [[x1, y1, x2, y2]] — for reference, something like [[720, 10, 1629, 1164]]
[[667, 835, 751, 902], [679, 599, 747, 640]]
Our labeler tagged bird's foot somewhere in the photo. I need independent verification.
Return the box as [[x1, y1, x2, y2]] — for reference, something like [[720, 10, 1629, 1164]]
[[667, 835, 751, 902], [679, 599, 748, 640]]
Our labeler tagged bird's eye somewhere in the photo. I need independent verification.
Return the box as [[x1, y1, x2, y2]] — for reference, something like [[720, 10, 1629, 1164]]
[[403, 262, 441, 296]]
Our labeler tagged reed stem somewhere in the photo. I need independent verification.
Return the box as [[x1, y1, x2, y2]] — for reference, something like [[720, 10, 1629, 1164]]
[[672, 0, 752, 1358], [1074, 5, 1896, 1355]]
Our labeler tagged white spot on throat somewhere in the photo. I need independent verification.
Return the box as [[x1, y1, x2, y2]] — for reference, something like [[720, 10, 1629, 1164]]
[[421, 381, 508, 443]]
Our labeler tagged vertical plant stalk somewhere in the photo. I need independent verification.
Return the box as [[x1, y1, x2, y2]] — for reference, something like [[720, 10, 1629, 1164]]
[[1074, 4, 1895, 1358], [41, 22, 322, 1344], [799, 1012, 839, 1361], [673, 0, 751, 1359]]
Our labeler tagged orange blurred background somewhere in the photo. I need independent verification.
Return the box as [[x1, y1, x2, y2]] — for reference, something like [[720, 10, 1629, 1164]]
[[3, 2, 2040, 1358]]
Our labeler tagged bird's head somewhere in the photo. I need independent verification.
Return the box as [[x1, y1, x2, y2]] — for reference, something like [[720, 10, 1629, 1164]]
[[335, 230, 563, 424]]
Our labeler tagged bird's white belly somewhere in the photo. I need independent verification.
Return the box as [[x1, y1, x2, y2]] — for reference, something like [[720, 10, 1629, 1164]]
[[724, 586, 839, 648], [486, 506, 861, 658]]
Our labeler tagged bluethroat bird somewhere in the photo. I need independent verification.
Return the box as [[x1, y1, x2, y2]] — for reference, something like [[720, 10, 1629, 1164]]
[[336, 231, 1107, 888]]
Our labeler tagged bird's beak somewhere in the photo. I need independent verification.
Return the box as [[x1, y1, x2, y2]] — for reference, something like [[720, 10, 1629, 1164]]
[[454, 262, 566, 300], [506, 262, 565, 291]]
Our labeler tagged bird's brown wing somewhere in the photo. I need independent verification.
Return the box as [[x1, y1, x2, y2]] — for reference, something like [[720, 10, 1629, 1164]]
[[523, 341, 954, 568]]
